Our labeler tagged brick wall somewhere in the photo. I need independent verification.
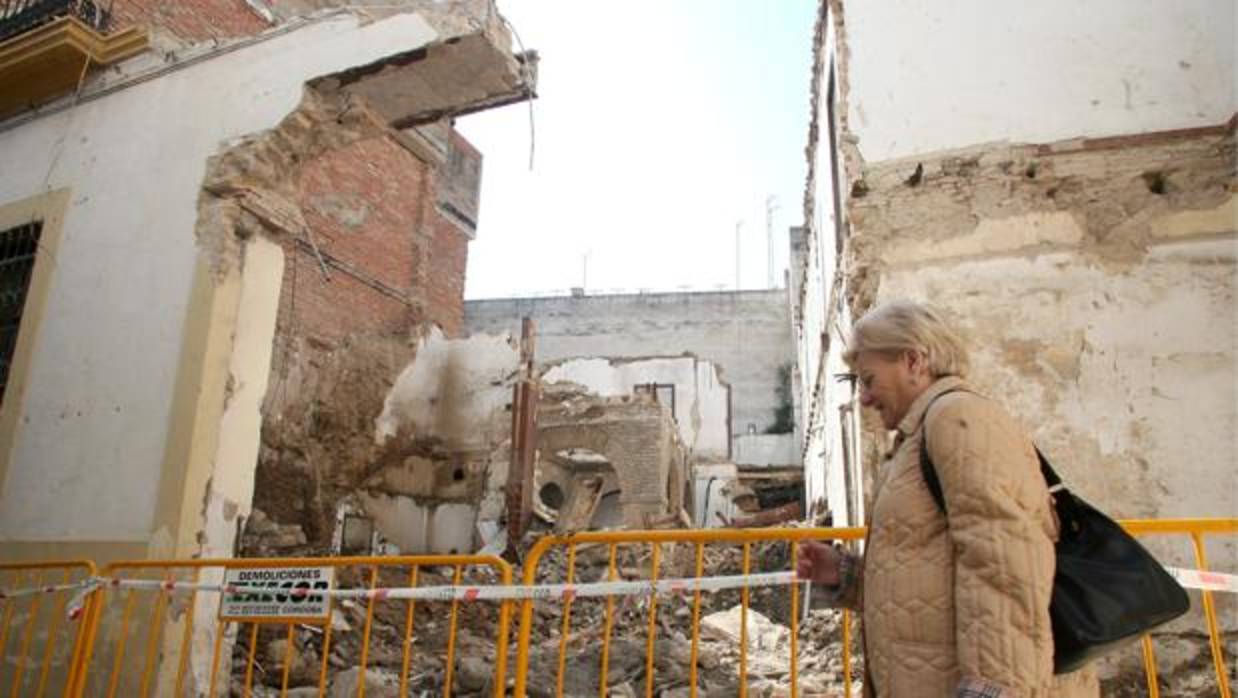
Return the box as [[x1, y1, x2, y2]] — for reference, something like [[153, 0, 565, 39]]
[[110, 0, 270, 43], [538, 400, 685, 528], [271, 131, 474, 370], [424, 209, 470, 334], [277, 135, 418, 347]]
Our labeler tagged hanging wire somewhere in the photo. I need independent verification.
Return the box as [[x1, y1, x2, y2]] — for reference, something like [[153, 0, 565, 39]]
[[495, 5, 537, 171]]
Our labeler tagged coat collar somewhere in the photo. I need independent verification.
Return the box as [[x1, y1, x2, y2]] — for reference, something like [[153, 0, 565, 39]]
[[896, 375, 968, 439]]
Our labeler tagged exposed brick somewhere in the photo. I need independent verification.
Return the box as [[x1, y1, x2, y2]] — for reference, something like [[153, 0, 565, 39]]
[[271, 129, 475, 374], [110, 0, 269, 44]]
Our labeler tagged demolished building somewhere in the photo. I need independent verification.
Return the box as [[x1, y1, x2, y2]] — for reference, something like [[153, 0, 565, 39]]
[[465, 289, 802, 465], [0, 0, 536, 570], [465, 290, 808, 534], [282, 326, 758, 558]]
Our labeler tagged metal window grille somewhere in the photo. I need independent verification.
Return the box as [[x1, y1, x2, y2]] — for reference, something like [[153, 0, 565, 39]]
[[0, 221, 41, 404], [0, 0, 112, 44]]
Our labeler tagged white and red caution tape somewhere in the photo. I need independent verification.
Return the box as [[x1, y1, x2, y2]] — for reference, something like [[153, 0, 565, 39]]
[[0, 579, 93, 601], [99, 571, 796, 603], [1166, 567, 1238, 594], [3, 567, 1235, 621]]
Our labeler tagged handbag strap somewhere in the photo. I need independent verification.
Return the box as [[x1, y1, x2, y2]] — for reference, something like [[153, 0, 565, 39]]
[[919, 388, 1064, 515]]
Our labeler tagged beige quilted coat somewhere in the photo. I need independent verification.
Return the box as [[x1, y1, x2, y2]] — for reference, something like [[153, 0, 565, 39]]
[[844, 377, 1098, 697]]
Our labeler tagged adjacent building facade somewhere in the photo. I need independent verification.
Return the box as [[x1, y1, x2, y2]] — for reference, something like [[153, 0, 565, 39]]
[[0, 0, 534, 566], [794, 0, 1235, 680]]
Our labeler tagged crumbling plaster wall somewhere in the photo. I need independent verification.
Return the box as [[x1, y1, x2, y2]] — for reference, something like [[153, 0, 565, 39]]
[[820, 0, 1238, 538], [376, 327, 518, 452], [0, 11, 452, 556], [252, 121, 480, 534], [542, 355, 730, 462], [362, 327, 519, 553], [850, 129, 1236, 521], [794, 0, 857, 526], [788, 5, 1238, 680], [195, 32, 526, 561], [841, 129, 1238, 654], [832, 0, 1238, 529]]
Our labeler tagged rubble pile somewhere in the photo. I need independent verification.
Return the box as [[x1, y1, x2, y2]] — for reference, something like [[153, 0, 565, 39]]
[[515, 539, 861, 697], [225, 537, 867, 697], [517, 603, 861, 698], [1096, 630, 1238, 698], [227, 563, 509, 697]]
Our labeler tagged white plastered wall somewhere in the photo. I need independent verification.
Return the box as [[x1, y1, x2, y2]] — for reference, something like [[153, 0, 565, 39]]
[[0, 12, 442, 545], [843, 0, 1236, 162]]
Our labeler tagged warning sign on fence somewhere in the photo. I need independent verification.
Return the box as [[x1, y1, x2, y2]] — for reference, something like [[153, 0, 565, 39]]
[[219, 566, 335, 621]]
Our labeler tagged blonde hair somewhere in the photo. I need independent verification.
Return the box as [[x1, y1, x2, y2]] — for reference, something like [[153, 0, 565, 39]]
[[843, 300, 970, 378]]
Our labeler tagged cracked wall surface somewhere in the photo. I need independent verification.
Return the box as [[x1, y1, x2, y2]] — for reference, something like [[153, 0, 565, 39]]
[[835, 126, 1238, 689], [796, 0, 1237, 527], [845, 127, 1236, 529]]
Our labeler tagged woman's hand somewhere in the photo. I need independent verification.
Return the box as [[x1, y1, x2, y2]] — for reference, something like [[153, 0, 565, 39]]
[[796, 540, 842, 585]]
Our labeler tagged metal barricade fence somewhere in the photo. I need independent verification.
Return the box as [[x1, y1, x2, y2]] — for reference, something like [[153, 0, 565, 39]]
[[74, 554, 513, 698], [512, 520, 1238, 698], [1124, 518, 1238, 698], [511, 527, 867, 698], [0, 518, 1233, 697], [0, 561, 97, 698]]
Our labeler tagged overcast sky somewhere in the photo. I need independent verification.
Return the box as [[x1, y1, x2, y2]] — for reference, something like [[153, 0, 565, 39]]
[[456, 0, 817, 299]]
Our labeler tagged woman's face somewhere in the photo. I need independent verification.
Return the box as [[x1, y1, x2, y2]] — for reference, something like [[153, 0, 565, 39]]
[[853, 350, 930, 430]]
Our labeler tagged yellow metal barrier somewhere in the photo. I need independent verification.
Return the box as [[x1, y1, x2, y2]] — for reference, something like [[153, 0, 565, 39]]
[[1, 517, 1232, 696], [75, 555, 513, 698], [512, 527, 866, 698], [513, 519, 1237, 698], [1123, 518, 1237, 698], [0, 561, 96, 698]]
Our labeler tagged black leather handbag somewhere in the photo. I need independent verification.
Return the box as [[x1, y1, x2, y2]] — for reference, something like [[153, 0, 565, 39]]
[[919, 402, 1190, 674]]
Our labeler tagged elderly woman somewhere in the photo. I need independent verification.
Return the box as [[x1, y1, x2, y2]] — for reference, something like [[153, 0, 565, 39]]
[[797, 300, 1098, 697]]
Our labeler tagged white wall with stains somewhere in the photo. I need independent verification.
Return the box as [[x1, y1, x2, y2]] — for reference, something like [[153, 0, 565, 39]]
[[843, 0, 1236, 162]]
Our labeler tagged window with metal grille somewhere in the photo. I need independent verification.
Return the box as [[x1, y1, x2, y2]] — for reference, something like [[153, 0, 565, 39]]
[[0, 221, 41, 404]]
